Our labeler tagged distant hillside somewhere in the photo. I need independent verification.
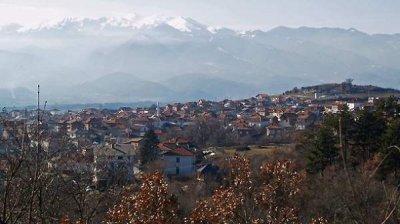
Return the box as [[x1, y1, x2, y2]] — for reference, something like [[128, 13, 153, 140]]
[[76, 72, 175, 103], [55, 72, 259, 104], [4, 80, 399, 109], [164, 74, 258, 100], [285, 81, 400, 97], [0, 87, 36, 107]]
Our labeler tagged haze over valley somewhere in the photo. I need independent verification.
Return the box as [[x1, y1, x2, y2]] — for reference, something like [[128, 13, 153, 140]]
[[0, 15, 400, 105]]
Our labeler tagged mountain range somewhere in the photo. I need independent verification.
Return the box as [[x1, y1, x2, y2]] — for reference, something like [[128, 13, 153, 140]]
[[0, 15, 399, 106]]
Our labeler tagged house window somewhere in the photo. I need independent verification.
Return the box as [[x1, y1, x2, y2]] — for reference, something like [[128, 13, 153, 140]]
[[176, 157, 180, 163], [176, 167, 180, 175], [118, 156, 123, 160]]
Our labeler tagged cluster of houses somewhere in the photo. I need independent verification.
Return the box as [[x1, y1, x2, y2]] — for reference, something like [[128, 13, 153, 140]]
[[0, 93, 397, 189]]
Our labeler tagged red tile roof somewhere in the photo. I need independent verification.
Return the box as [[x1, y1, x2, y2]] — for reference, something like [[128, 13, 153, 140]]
[[164, 147, 195, 157]]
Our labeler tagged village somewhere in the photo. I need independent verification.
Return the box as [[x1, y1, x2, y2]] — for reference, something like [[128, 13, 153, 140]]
[[0, 81, 396, 191]]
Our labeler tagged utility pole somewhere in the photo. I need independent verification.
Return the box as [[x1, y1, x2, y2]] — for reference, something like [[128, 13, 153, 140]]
[[22, 108, 27, 152], [37, 84, 40, 157], [28, 84, 42, 223], [339, 117, 344, 162]]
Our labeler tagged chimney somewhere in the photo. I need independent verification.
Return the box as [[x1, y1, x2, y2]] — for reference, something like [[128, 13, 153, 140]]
[[110, 137, 117, 148]]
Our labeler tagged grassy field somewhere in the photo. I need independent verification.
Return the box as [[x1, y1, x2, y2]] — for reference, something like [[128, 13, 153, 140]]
[[215, 145, 294, 157]]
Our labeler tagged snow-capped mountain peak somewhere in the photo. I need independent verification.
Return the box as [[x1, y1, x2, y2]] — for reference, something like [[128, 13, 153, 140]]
[[9, 15, 207, 34], [166, 16, 204, 32], [17, 17, 103, 33], [101, 14, 139, 28], [167, 17, 192, 32]]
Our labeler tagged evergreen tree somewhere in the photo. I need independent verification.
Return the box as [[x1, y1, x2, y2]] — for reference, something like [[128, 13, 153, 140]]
[[306, 126, 339, 174], [322, 106, 354, 164], [379, 118, 400, 176], [323, 106, 354, 140], [352, 109, 386, 159], [337, 106, 355, 139], [140, 129, 160, 168], [375, 96, 399, 121]]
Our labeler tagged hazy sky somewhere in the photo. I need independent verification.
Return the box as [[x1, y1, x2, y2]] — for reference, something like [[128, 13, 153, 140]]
[[0, 0, 399, 33]]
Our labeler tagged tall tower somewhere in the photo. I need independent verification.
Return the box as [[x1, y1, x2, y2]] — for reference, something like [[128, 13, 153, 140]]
[[156, 101, 160, 117]]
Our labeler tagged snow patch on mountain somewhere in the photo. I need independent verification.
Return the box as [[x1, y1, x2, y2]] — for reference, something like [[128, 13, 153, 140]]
[[207, 26, 221, 34]]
